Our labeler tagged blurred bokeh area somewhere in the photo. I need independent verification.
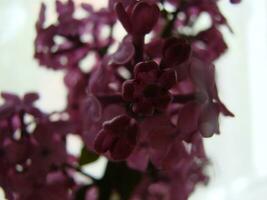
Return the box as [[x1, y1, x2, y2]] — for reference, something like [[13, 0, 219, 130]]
[[0, 0, 267, 199]]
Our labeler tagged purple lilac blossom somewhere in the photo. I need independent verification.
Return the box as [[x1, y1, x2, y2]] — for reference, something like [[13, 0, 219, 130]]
[[0, 0, 241, 199]]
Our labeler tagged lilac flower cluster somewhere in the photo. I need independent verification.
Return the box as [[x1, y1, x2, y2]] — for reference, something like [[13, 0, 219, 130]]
[[0, 0, 240, 199], [0, 93, 76, 199]]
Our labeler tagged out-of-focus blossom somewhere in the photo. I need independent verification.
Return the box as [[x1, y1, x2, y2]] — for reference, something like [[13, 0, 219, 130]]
[[35, 1, 116, 70]]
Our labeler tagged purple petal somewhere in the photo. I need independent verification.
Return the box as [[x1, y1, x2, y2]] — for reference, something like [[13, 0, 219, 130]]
[[112, 36, 135, 64], [115, 2, 132, 33], [131, 2, 160, 35], [56, 0, 75, 22], [159, 69, 177, 89], [127, 147, 149, 171], [94, 130, 115, 153], [162, 37, 191, 67], [82, 95, 102, 122], [36, 3, 46, 30], [110, 137, 135, 160], [199, 103, 220, 137], [81, 3, 94, 13], [23, 93, 39, 105], [1, 92, 20, 104], [134, 61, 159, 81], [147, 116, 175, 149], [177, 102, 201, 139]]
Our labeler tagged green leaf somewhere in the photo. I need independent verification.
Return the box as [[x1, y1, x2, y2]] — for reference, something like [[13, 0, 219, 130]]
[[79, 146, 99, 166]]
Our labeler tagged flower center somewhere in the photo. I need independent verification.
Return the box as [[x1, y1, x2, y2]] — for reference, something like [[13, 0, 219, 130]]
[[143, 84, 161, 98]]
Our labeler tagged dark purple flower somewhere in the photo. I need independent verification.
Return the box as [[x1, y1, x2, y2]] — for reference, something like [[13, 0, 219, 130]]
[[130, 134, 208, 200], [192, 26, 228, 62], [115, 1, 160, 36], [189, 58, 234, 137], [176, 101, 202, 140], [94, 115, 138, 160], [122, 61, 177, 115], [161, 37, 192, 68], [83, 104, 126, 151]]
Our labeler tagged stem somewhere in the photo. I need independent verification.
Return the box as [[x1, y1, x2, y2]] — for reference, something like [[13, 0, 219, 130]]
[[132, 35, 144, 63]]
